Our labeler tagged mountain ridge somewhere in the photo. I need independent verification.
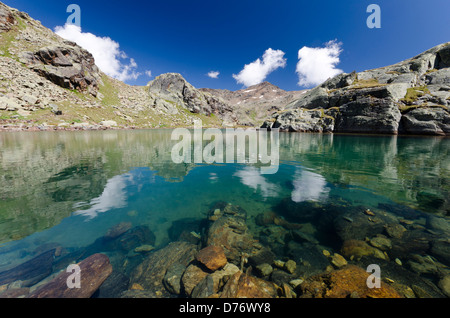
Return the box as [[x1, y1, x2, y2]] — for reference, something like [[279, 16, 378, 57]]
[[0, 1, 449, 134], [263, 42, 450, 135]]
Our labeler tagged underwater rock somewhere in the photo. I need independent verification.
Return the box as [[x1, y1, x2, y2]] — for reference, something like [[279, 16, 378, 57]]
[[333, 209, 387, 241], [196, 246, 228, 271], [0, 249, 55, 287], [28, 253, 112, 298], [270, 269, 295, 287], [284, 260, 297, 274], [247, 248, 275, 268], [388, 230, 431, 259], [95, 270, 130, 298], [134, 245, 155, 253], [220, 271, 278, 298], [291, 229, 319, 244], [438, 275, 450, 298], [274, 199, 323, 223], [340, 240, 387, 261], [205, 204, 258, 265], [105, 222, 132, 239], [255, 211, 277, 226], [255, 211, 303, 230], [0, 287, 30, 298], [130, 241, 198, 297], [330, 253, 348, 268], [430, 239, 450, 265], [163, 262, 187, 295], [209, 263, 240, 291], [168, 218, 204, 244], [181, 264, 208, 297], [115, 225, 156, 252], [384, 223, 407, 239], [191, 275, 215, 298], [298, 265, 402, 298], [255, 263, 273, 278], [427, 216, 450, 233], [369, 235, 393, 251], [189, 263, 241, 297]]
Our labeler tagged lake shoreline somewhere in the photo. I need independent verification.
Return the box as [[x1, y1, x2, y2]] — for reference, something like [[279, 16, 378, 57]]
[[1, 123, 449, 138]]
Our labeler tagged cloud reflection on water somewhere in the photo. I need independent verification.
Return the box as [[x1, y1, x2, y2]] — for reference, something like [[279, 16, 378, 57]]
[[233, 166, 280, 198], [291, 168, 330, 203], [73, 173, 132, 219]]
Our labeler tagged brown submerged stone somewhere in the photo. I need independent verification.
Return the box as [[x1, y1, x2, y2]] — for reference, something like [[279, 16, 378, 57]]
[[298, 265, 402, 298], [196, 246, 228, 271], [220, 271, 278, 298], [28, 253, 112, 298]]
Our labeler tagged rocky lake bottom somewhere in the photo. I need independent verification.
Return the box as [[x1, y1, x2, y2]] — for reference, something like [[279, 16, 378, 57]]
[[0, 130, 448, 298]]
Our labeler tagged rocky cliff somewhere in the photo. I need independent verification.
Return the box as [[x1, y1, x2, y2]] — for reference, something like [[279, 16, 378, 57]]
[[263, 43, 450, 136]]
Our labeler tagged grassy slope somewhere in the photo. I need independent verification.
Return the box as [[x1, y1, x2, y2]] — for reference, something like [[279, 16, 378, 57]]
[[0, 15, 223, 129]]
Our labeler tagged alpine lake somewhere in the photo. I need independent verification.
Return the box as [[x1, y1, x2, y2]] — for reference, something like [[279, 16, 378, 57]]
[[0, 129, 449, 298]]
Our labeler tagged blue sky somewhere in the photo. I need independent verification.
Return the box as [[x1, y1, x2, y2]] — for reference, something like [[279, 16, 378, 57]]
[[4, 0, 450, 91]]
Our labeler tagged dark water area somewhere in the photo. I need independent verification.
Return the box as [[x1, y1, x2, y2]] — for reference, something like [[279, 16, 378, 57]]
[[0, 130, 449, 298]]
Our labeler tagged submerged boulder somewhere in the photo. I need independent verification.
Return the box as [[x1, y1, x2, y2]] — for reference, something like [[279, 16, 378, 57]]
[[28, 253, 112, 298], [129, 241, 198, 297], [298, 265, 402, 298]]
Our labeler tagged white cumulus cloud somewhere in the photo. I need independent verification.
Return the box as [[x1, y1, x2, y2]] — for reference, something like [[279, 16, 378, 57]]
[[54, 24, 143, 82], [233, 48, 287, 87], [296, 40, 344, 87], [207, 71, 220, 79]]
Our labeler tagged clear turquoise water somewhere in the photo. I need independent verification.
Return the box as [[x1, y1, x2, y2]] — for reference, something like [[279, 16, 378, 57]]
[[0, 130, 449, 297]]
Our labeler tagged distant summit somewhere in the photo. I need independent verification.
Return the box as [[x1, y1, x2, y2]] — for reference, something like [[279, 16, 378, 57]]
[[200, 82, 307, 126]]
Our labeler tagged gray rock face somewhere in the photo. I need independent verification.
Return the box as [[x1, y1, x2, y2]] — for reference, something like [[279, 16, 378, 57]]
[[19, 44, 101, 95], [400, 107, 450, 135], [264, 42, 450, 136], [335, 96, 402, 134], [271, 108, 335, 133], [148, 73, 234, 121]]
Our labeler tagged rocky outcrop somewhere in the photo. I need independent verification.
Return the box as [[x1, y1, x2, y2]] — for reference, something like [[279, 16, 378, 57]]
[[264, 43, 450, 136], [19, 43, 101, 95], [148, 73, 235, 124]]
